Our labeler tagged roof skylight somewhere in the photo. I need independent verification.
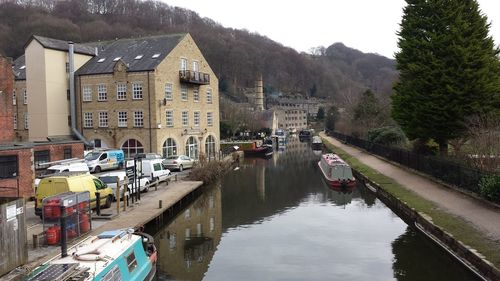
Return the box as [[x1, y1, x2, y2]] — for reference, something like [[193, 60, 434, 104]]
[[134, 55, 144, 60], [97, 58, 106, 63], [152, 53, 161, 58], [113, 57, 121, 62]]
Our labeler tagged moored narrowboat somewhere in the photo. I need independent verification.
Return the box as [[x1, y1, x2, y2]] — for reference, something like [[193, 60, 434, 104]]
[[318, 153, 356, 189]]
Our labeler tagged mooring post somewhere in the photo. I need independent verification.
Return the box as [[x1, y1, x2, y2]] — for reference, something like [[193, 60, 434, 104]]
[[95, 192, 101, 216], [159, 200, 163, 209]]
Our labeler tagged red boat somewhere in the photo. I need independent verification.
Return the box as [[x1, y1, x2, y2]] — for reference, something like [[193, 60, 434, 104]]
[[243, 143, 273, 157], [318, 153, 356, 189]]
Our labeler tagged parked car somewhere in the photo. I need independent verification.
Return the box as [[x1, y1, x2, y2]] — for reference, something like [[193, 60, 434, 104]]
[[141, 159, 171, 182], [99, 171, 150, 200], [162, 155, 195, 171], [35, 173, 113, 217], [35, 160, 90, 188], [135, 153, 163, 160], [85, 149, 125, 173]]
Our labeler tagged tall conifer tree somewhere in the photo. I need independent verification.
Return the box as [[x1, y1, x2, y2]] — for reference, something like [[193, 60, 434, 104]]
[[392, 0, 500, 154]]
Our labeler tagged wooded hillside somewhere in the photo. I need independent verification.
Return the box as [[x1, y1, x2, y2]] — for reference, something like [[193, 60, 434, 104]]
[[0, 0, 398, 101]]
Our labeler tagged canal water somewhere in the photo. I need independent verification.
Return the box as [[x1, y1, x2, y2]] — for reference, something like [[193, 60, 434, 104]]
[[152, 137, 480, 281]]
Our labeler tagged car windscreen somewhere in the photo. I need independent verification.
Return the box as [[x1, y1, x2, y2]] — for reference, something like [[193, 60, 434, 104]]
[[85, 152, 100, 161]]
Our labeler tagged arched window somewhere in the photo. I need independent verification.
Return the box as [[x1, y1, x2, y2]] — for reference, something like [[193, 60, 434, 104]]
[[162, 138, 177, 158], [121, 139, 144, 158], [205, 135, 216, 159], [185, 137, 198, 159]]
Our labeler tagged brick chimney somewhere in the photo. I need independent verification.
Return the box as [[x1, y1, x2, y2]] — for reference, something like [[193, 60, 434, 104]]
[[0, 55, 15, 142]]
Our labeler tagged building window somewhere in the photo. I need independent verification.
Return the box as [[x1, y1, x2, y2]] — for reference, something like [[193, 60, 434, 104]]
[[23, 89, 27, 104], [165, 83, 173, 100], [83, 85, 92, 101], [185, 136, 198, 159], [94, 139, 102, 148], [117, 83, 127, 100], [97, 84, 107, 101], [132, 82, 143, 100], [121, 139, 144, 158], [99, 111, 108, 127], [162, 138, 177, 158], [34, 150, 50, 170], [134, 111, 144, 127], [181, 85, 188, 101], [12, 90, 16, 105], [24, 115, 28, 129], [180, 58, 188, 71], [205, 135, 216, 158], [193, 87, 199, 102], [13, 114, 17, 129], [182, 111, 188, 127], [207, 112, 213, 127], [63, 148, 72, 159], [83, 112, 93, 128], [193, 111, 200, 127], [166, 110, 173, 127], [0, 155, 18, 178], [206, 89, 212, 104], [192, 61, 199, 72], [118, 111, 127, 127]]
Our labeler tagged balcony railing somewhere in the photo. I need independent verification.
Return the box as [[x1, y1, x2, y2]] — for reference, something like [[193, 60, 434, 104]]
[[179, 70, 210, 85]]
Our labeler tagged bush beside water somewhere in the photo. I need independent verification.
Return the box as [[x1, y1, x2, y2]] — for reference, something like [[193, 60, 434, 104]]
[[479, 173, 500, 203], [188, 152, 238, 184]]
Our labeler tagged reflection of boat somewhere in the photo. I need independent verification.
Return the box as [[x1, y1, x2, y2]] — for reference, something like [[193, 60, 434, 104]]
[[244, 143, 273, 157], [299, 130, 312, 141], [318, 153, 356, 189], [312, 136, 322, 150], [27, 229, 157, 281], [312, 149, 322, 156]]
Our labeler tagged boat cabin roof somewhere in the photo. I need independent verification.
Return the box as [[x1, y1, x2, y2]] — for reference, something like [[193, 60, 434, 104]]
[[322, 153, 348, 166]]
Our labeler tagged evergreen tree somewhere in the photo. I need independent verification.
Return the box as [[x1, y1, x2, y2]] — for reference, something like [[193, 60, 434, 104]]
[[325, 106, 340, 132], [392, 0, 500, 154]]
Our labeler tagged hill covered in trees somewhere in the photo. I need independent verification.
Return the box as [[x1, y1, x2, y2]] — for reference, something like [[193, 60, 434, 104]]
[[0, 0, 398, 101]]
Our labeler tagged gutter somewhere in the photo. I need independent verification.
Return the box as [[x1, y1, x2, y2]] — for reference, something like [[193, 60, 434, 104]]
[[69, 42, 91, 147]]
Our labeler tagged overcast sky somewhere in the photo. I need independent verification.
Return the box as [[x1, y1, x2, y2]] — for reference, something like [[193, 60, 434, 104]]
[[163, 0, 500, 58]]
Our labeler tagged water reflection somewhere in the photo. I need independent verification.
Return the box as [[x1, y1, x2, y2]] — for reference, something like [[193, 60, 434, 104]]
[[153, 137, 480, 281]]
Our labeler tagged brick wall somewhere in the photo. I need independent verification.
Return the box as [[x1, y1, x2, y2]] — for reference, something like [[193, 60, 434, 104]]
[[34, 142, 84, 163], [0, 148, 33, 198], [0, 56, 14, 142]]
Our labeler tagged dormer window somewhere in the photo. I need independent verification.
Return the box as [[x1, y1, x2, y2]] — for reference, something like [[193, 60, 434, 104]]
[[152, 53, 160, 58], [97, 58, 106, 63], [19, 65, 26, 70], [113, 57, 121, 62], [134, 55, 143, 60]]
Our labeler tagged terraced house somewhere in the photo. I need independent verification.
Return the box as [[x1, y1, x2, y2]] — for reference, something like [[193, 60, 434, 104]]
[[75, 33, 220, 159]]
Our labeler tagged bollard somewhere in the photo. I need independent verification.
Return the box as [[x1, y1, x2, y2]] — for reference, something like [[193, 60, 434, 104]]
[[155, 180, 158, 191], [175, 174, 178, 182], [60, 206, 67, 258], [95, 192, 101, 216], [159, 200, 163, 209], [124, 193, 128, 211]]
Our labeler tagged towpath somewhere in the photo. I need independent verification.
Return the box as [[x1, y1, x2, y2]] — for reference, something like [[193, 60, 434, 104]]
[[319, 132, 500, 241]]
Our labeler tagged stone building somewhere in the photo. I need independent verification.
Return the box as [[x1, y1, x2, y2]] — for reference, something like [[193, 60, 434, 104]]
[[75, 34, 220, 159]]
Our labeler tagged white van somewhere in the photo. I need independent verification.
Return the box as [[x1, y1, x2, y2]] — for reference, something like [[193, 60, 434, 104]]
[[140, 159, 171, 182], [99, 171, 150, 200], [35, 161, 90, 188]]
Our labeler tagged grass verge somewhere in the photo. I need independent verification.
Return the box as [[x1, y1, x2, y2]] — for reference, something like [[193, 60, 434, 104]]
[[322, 136, 500, 268]]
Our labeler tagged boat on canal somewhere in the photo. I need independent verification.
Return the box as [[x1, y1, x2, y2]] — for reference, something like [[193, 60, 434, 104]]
[[311, 136, 323, 150], [26, 229, 157, 281], [243, 142, 273, 158], [318, 153, 356, 189]]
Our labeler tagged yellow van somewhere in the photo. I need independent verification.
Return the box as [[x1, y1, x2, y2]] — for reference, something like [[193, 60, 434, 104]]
[[35, 173, 114, 217]]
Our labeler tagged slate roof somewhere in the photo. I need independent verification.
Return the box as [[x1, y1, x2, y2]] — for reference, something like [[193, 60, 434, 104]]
[[76, 34, 186, 76], [13, 55, 25, 80], [26, 35, 96, 56]]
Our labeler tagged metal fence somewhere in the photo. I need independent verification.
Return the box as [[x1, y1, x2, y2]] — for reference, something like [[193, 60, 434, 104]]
[[329, 131, 491, 194], [0, 198, 27, 276]]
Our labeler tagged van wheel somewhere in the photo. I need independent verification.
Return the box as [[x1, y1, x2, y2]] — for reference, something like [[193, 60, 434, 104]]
[[179, 165, 183, 172], [144, 181, 150, 192], [103, 195, 112, 209], [94, 166, 102, 173]]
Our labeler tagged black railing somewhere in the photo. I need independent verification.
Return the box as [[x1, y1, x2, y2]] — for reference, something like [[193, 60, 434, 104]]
[[179, 70, 210, 85], [328, 131, 492, 194]]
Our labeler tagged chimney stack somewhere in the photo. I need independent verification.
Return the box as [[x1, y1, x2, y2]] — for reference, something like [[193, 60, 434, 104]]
[[254, 74, 264, 111]]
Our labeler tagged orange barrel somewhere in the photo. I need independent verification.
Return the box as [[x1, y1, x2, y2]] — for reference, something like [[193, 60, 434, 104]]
[[46, 227, 57, 245], [52, 202, 61, 218], [79, 213, 90, 233], [53, 225, 61, 244]]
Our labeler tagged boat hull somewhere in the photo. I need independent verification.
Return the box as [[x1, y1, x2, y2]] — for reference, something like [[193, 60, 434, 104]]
[[243, 146, 273, 158], [317, 161, 356, 189]]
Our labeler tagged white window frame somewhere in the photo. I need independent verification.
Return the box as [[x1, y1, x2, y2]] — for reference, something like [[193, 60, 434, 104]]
[[166, 110, 174, 127], [97, 84, 107, 101], [24, 114, 28, 129], [164, 83, 173, 101], [23, 89, 27, 104], [206, 89, 212, 104], [117, 83, 127, 100], [180, 58, 188, 71], [207, 112, 213, 127], [118, 111, 127, 127], [132, 82, 143, 100], [12, 90, 16, 105], [134, 111, 144, 127], [99, 111, 108, 127], [182, 111, 188, 127], [193, 111, 200, 127], [83, 85, 92, 102], [192, 60, 199, 72], [181, 85, 188, 101], [193, 87, 199, 102], [83, 112, 93, 128]]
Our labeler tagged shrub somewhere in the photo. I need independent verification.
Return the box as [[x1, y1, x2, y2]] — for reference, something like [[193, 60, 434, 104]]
[[188, 160, 232, 184], [479, 173, 500, 203], [367, 126, 407, 146]]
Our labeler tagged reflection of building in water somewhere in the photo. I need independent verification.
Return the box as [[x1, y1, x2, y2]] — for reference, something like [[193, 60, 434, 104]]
[[273, 137, 316, 166], [155, 183, 222, 281], [256, 165, 266, 201]]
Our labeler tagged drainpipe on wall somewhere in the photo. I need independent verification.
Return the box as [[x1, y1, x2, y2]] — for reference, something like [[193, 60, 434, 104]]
[[69, 42, 91, 147], [147, 71, 152, 152]]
